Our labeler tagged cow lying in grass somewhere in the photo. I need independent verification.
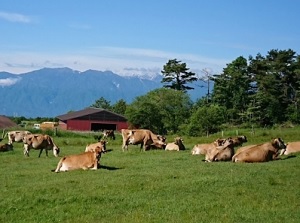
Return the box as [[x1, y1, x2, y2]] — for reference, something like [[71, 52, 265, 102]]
[[85, 140, 107, 152], [232, 138, 286, 163], [191, 138, 225, 155], [279, 141, 300, 155], [165, 137, 185, 151], [0, 143, 13, 152], [204, 138, 235, 162], [53, 146, 106, 173]]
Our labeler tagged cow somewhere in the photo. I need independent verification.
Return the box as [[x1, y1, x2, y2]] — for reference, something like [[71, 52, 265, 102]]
[[280, 141, 300, 155], [235, 144, 257, 155], [232, 138, 286, 163], [230, 135, 248, 147], [191, 138, 224, 155], [53, 146, 106, 173], [165, 137, 185, 151], [4, 130, 31, 145], [85, 140, 107, 152], [0, 143, 13, 152], [204, 138, 235, 162], [121, 129, 166, 151], [102, 130, 116, 140], [23, 134, 60, 157]]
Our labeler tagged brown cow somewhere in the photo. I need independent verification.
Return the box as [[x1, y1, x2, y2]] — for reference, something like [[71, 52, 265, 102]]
[[0, 143, 13, 152], [280, 141, 300, 155], [232, 138, 286, 163], [191, 138, 224, 155], [53, 146, 105, 173], [4, 130, 31, 145], [85, 140, 107, 152], [204, 138, 234, 162], [23, 134, 60, 157], [165, 137, 185, 151], [103, 130, 116, 140], [235, 144, 257, 155], [230, 135, 248, 147], [121, 129, 166, 151]]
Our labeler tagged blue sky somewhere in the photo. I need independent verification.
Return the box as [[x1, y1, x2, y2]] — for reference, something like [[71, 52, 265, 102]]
[[0, 0, 299, 77]]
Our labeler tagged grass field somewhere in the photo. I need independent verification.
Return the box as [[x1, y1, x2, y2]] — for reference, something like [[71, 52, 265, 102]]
[[0, 127, 300, 223]]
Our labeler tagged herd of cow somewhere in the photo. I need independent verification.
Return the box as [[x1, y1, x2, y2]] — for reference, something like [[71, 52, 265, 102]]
[[0, 128, 299, 173]]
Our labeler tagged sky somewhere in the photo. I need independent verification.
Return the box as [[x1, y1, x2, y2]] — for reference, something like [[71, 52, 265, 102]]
[[0, 0, 299, 77]]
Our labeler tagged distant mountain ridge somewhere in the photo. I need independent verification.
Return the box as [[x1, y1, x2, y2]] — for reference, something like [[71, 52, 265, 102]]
[[0, 68, 207, 118]]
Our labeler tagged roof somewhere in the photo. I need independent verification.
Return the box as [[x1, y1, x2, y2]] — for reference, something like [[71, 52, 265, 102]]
[[0, 115, 18, 129], [56, 107, 127, 121]]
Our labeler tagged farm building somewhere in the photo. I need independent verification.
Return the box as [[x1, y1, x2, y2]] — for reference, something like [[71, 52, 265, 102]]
[[56, 107, 128, 131], [0, 115, 18, 129]]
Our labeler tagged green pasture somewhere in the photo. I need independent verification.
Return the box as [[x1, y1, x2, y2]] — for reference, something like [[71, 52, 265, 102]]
[[0, 127, 300, 223]]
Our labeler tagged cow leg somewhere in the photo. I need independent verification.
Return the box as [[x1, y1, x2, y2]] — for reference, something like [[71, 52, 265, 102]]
[[39, 148, 45, 157], [23, 144, 30, 157]]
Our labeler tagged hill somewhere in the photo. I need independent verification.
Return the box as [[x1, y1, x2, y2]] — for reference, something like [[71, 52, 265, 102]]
[[0, 68, 208, 117]]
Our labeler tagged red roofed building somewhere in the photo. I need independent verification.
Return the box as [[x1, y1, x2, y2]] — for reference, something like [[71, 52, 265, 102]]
[[56, 107, 128, 131]]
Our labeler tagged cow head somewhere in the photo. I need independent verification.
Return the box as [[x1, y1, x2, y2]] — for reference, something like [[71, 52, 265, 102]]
[[272, 138, 286, 151], [53, 146, 60, 157], [238, 135, 248, 143], [99, 140, 107, 153], [94, 145, 106, 159]]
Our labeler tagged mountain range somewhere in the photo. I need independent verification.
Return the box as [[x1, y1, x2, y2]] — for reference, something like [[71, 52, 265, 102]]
[[0, 68, 208, 118]]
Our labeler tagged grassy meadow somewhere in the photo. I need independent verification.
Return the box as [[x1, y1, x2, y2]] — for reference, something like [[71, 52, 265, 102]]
[[0, 127, 300, 223]]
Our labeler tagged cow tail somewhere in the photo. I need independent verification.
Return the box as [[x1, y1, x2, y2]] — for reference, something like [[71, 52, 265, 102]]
[[2, 129, 7, 139], [53, 157, 66, 173]]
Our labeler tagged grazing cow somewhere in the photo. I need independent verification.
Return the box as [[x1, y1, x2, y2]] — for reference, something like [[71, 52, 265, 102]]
[[232, 138, 286, 163], [102, 130, 116, 140], [85, 140, 107, 152], [191, 138, 224, 155], [23, 134, 60, 157], [280, 141, 300, 155], [4, 130, 31, 145], [204, 138, 235, 162], [165, 137, 185, 151], [0, 143, 13, 152], [121, 129, 166, 151], [53, 146, 106, 173]]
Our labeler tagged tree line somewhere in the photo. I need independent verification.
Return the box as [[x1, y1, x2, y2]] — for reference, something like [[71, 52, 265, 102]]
[[95, 49, 300, 136], [11, 49, 300, 136]]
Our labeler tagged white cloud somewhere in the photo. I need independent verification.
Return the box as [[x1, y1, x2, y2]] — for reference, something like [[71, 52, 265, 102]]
[[0, 47, 229, 76], [0, 78, 20, 86], [0, 11, 31, 23]]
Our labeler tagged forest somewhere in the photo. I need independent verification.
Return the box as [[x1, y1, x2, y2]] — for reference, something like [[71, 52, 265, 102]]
[[10, 49, 300, 136]]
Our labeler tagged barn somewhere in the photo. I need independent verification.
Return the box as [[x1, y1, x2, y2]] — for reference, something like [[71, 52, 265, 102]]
[[56, 107, 128, 132]]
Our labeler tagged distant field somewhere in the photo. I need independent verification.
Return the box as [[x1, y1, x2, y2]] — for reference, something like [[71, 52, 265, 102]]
[[0, 127, 300, 223]]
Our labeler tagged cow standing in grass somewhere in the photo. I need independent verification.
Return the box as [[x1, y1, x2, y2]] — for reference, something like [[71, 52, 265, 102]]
[[121, 129, 166, 151], [23, 134, 60, 157]]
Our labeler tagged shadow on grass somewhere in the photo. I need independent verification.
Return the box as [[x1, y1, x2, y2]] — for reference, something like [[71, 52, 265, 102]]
[[279, 155, 297, 160], [99, 165, 122, 171]]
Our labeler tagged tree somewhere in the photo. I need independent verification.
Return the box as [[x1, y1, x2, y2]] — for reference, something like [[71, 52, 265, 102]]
[[125, 88, 192, 134], [111, 99, 127, 115], [186, 104, 227, 136], [125, 97, 163, 133], [211, 56, 251, 124], [248, 49, 299, 125], [161, 59, 198, 92], [91, 97, 111, 110]]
